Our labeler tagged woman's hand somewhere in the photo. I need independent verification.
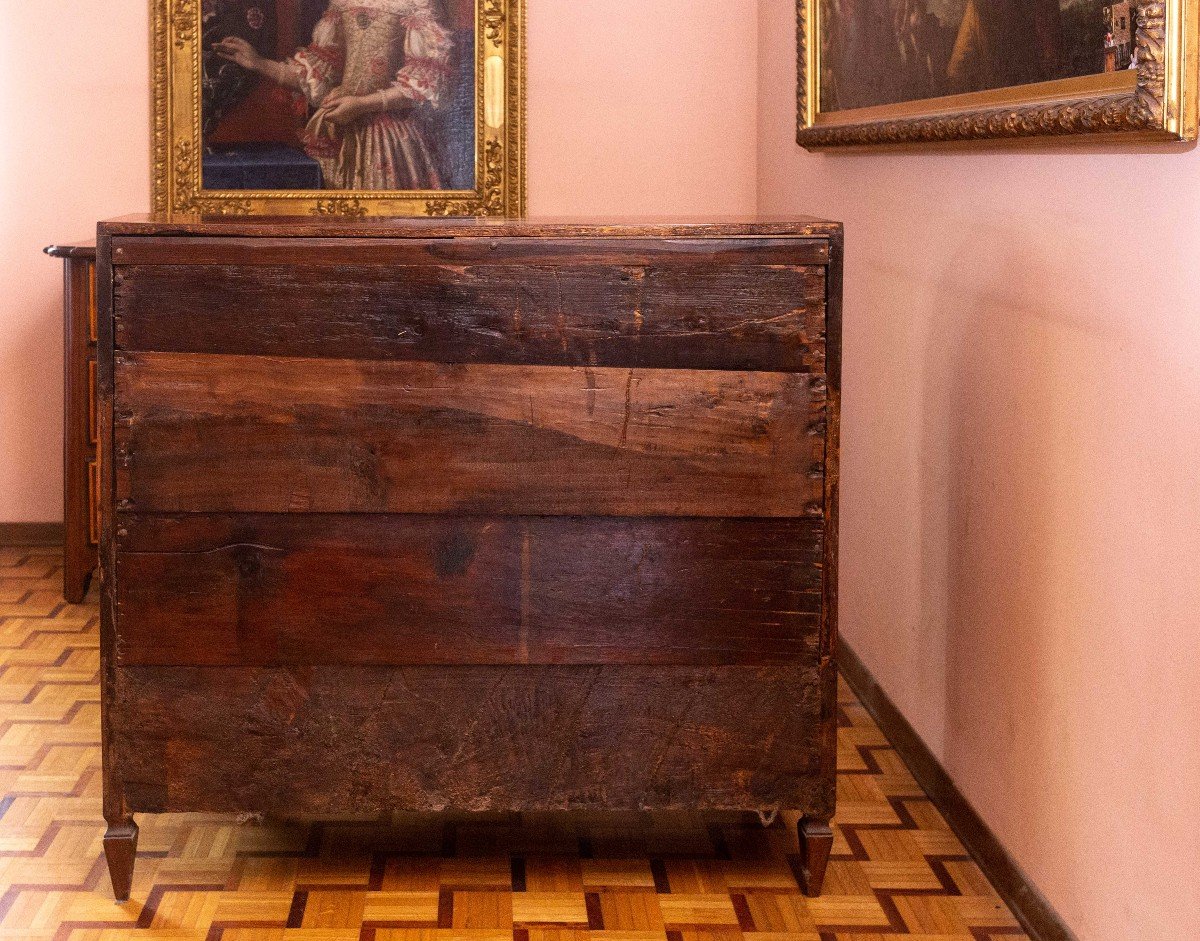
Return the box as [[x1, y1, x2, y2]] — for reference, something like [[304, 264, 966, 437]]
[[319, 94, 374, 126], [213, 36, 264, 73]]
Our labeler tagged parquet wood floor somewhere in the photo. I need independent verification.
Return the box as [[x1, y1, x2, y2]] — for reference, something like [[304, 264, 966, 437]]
[[0, 545, 1029, 941]]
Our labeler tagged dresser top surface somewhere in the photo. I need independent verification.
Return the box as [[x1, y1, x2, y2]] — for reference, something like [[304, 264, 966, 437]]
[[98, 213, 842, 241]]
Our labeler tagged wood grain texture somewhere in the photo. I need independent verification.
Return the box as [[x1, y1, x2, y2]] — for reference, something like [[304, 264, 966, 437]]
[[816, 228, 844, 811], [114, 255, 826, 372], [108, 663, 834, 816], [114, 353, 827, 517], [114, 514, 824, 667], [95, 219, 846, 901], [95, 229, 123, 844], [110, 236, 831, 267], [99, 215, 843, 240]]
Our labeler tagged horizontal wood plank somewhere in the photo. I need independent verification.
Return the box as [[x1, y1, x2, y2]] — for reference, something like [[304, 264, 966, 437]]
[[101, 217, 841, 240], [111, 236, 830, 266], [115, 514, 824, 667], [109, 663, 835, 816], [114, 353, 827, 517], [114, 253, 826, 372]]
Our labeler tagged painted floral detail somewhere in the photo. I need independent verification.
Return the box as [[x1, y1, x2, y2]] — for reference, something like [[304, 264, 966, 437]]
[[269, 85, 310, 117], [246, 6, 264, 30]]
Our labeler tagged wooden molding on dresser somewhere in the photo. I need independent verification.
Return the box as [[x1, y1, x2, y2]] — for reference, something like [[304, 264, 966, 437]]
[[837, 641, 1079, 941]]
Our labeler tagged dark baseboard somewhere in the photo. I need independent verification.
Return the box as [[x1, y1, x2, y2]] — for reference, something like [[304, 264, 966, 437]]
[[837, 641, 1077, 941], [0, 523, 65, 546]]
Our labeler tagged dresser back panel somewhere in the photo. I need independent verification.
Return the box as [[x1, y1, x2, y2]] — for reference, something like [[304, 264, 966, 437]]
[[114, 353, 827, 517], [95, 220, 843, 898], [112, 238, 827, 373]]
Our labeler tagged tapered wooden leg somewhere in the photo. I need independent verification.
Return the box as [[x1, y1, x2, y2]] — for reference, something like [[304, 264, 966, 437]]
[[103, 817, 138, 901], [797, 818, 833, 897], [62, 556, 93, 605]]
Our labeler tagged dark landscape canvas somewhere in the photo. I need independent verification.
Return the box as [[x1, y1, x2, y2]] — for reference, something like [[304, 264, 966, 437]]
[[820, 0, 1139, 112]]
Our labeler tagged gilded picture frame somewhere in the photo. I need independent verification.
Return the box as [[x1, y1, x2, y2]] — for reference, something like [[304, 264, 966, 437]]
[[153, 0, 525, 216], [797, 0, 1198, 149]]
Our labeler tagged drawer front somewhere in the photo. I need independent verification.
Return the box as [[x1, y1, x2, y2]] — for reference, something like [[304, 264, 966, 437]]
[[112, 237, 827, 373], [115, 514, 823, 667], [109, 662, 834, 815], [114, 353, 827, 517]]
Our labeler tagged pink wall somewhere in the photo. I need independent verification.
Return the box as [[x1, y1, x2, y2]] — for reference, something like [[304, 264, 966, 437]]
[[0, 4, 150, 522], [0, 0, 758, 522], [526, 1, 758, 216], [757, 2, 1200, 939]]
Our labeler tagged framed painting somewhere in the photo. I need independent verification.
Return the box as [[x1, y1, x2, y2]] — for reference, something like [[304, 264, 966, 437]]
[[797, 0, 1199, 147], [153, 0, 524, 216]]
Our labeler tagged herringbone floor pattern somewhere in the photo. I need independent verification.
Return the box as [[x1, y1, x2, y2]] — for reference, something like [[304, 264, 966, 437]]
[[0, 544, 1029, 941]]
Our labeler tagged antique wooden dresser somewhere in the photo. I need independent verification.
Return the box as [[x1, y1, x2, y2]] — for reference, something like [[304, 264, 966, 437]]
[[95, 215, 843, 902]]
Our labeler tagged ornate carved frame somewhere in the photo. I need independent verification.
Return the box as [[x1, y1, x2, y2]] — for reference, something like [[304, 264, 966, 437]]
[[152, 0, 525, 216], [797, 0, 1198, 148]]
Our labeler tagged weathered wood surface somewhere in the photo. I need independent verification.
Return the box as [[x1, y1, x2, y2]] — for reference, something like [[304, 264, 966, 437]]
[[110, 236, 830, 267], [109, 664, 835, 816], [114, 353, 827, 517], [114, 257, 826, 372], [97, 220, 844, 900], [100, 215, 843, 241], [115, 514, 824, 667]]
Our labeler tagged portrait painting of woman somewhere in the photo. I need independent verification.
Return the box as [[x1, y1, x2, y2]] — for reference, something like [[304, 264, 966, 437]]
[[200, 0, 475, 192]]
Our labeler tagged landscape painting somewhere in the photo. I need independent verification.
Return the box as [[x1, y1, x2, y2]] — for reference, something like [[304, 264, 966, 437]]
[[819, 0, 1139, 113], [797, 0, 1197, 146]]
